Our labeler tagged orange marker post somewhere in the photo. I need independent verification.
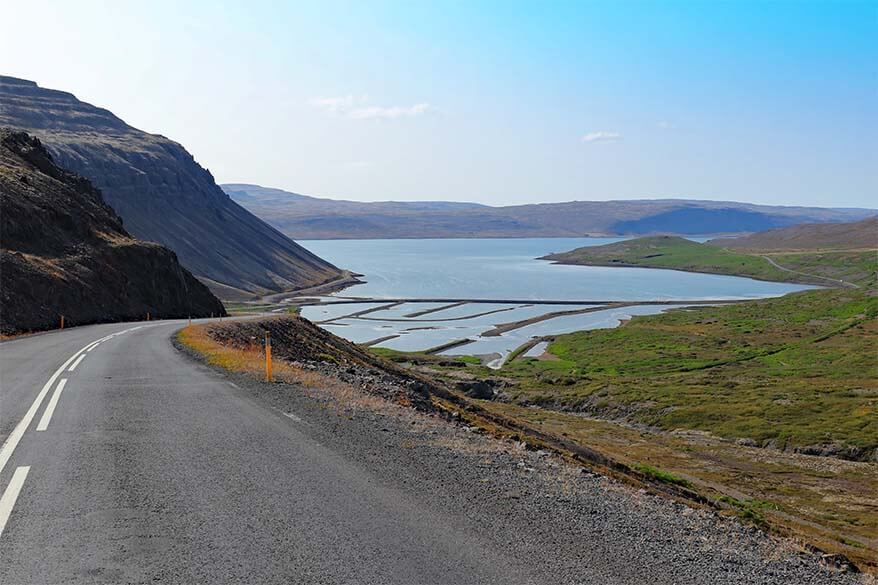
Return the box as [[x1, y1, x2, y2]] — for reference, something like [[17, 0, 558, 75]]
[[265, 330, 273, 382], [60, 315, 64, 330]]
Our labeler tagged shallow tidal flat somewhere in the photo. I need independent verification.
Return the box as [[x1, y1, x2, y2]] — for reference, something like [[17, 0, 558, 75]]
[[302, 300, 672, 366], [298, 238, 813, 365]]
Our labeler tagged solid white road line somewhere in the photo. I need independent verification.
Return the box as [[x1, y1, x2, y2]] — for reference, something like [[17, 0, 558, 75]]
[[0, 325, 141, 476], [0, 466, 30, 538], [36, 379, 68, 432], [67, 354, 86, 372]]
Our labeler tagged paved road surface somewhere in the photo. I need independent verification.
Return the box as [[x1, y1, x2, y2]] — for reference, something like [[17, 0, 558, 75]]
[[0, 320, 538, 584], [0, 320, 856, 584]]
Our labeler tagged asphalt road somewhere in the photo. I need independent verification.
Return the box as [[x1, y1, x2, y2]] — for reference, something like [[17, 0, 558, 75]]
[[0, 320, 857, 585], [0, 319, 537, 584]]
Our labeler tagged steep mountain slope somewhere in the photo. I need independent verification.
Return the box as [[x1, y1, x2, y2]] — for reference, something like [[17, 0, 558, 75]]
[[711, 216, 878, 251], [222, 183, 875, 240], [0, 76, 342, 297], [0, 130, 226, 334]]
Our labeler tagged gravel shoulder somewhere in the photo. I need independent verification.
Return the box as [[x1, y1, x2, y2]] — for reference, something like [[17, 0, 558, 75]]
[[175, 335, 864, 585]]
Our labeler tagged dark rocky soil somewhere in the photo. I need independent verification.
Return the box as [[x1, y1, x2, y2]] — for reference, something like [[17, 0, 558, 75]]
[[0, 130, 225, 334]]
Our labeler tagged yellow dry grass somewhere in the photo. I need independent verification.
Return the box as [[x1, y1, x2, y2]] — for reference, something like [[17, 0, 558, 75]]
[[178, 324, 396, 415]]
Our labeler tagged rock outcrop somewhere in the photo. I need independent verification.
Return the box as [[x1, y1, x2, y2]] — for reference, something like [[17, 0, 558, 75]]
[[0, 76, 343, 297], [0, 129, 226, 334]]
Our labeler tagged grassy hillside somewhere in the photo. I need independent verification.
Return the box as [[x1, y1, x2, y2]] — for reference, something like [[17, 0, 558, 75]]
[[713, 216, 877, 251], [542, 234, 876, 288], [543, 236, 810, 283], [502, 288, 876, 451], [380, 286, 877, 454], [497, 239, 876, 451]]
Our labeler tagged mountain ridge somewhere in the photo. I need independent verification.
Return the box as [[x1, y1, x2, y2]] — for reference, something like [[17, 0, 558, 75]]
[[0, 76, 343, 297], [0, 129, 225, 334], [222, 183, 875, 240]]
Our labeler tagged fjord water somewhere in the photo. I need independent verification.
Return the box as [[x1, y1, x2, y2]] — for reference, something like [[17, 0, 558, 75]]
[[300, 238, 811, 301], [296, 238, 814, 364]]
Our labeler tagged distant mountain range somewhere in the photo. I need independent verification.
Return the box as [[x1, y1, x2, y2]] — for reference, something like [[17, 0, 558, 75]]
[[0, 130, 225, 333], [222, 183, 875, 240], [0, 77, 343, 298]]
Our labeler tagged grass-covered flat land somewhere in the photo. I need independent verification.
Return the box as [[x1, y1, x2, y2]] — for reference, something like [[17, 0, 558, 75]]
[[372, 235, 877, 569]]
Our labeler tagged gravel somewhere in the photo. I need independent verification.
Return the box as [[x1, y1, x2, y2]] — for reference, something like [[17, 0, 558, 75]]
[[184, 343, 863, 585]]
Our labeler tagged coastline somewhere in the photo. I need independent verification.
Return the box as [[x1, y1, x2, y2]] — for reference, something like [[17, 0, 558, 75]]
[[541, 257, 830, 287]]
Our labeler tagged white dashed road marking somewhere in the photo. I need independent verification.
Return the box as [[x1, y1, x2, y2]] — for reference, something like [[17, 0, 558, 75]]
[[36, 379, 68, 432], [67, 354, 86, 372], [0, 466, 30, 538]]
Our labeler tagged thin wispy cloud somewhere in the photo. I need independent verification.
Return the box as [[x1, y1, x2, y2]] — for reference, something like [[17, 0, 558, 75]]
[[581, 131, 623, 143], [657, 121, 675, 130], [310, 96, 431, 120], [309, 95, 362, 113], [348, 103, 431, 119]]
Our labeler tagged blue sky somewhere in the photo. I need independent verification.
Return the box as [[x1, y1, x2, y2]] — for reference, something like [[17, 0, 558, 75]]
[[2, 0, 875, 207]]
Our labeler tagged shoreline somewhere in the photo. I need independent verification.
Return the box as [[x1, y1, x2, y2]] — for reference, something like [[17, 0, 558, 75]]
[[296, 296, 748, 306], [259, 270, 365, 303], [541, 257, 831, 288], [260, 248, 830, 364]]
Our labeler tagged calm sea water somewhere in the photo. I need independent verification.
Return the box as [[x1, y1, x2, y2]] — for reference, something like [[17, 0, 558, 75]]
[[298, 238, 813, 365], [300, 238, 810, 301]]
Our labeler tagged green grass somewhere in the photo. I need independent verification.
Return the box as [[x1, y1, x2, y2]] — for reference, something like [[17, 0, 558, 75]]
[[717, 496, 778, 527], [368, 347, 410, 361], [492, 288, 878, 451], [632, 463, 691, 487], [763, 250, 878, 286], [545, 236, 806, 283]]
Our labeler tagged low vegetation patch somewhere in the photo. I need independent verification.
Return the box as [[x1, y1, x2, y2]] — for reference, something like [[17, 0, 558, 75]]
[[416, 287, 877, 457], [632, 464, 691, 488]]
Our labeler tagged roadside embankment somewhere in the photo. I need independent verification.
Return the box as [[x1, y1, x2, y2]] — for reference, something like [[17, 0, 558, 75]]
[[178, 315, 873, 575], [184, 315, 435, 411], [181, 316, 717, 500]]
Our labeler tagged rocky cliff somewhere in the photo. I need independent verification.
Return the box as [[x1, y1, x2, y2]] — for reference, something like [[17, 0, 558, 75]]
[[0, 129, 226, 334], [0, 76, 342, 298]]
